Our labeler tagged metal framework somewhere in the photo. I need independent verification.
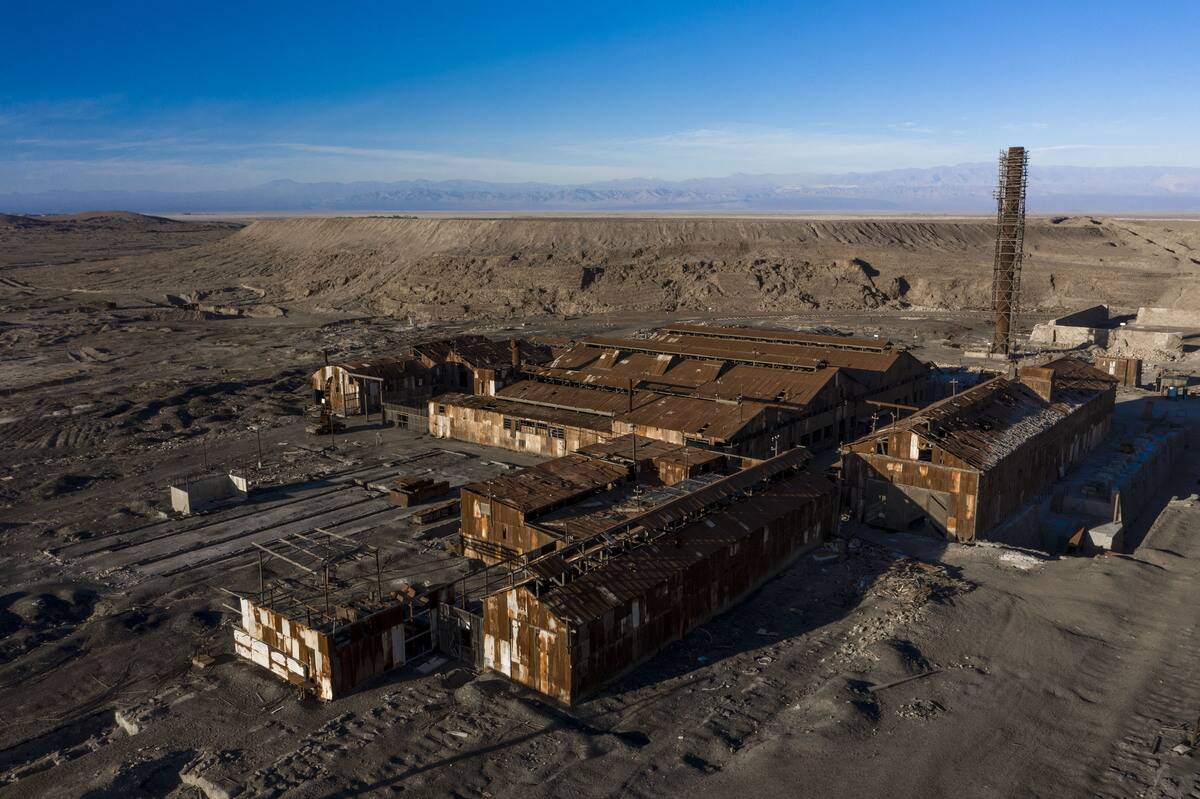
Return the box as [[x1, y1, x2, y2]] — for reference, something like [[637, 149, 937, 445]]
[[249, 528, 385, 634], [990, 146, 1029, 356]]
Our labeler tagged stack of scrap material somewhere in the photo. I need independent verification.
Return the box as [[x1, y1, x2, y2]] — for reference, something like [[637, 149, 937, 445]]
[[412, 496, 460, 524], [389, 476, 450, 507]]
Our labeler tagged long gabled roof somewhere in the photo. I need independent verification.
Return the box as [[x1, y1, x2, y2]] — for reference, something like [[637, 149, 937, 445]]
[[462, 454, 629, 514], [533, 471, 833, 625], [435, 392, 613, 433], [854, 359, 1114, 470], [614, 392, 771, 442]]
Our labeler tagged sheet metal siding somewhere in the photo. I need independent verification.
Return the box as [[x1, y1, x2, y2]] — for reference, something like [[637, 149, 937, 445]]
[[1094, 355, 1142, 387], [843, 452, 980, 540], [482, 590, 572, 704], [429, 399, 610, 456], [845, 386, 1114, 542], [235, 598, 408, 700], [461, 489, 558, 565], [569, 485, 833, 701], [328, 604, 411, 698], [974, 389, 1114, 539], [482, 477, 835, 704]]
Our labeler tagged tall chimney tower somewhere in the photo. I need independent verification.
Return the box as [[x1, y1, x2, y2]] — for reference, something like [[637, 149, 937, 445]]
[[990, 146, 1028, 356]]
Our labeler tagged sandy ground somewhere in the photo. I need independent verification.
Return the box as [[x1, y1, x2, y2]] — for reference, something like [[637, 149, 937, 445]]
[[2, 215, 1200, 798]]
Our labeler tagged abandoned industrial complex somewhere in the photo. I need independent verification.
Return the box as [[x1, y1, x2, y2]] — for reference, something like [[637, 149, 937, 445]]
[[283, 313, 1191, 702], [226, 147, 1196, 711], [479, 447, 835, 703], [231, 433, 835, 703]]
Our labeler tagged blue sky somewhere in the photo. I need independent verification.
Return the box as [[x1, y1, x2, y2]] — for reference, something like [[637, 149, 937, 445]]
[[2, 0, 1197, 192]]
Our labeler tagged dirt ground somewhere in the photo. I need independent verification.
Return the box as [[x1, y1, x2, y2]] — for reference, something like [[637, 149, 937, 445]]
[[2, 214, 1200, 798]]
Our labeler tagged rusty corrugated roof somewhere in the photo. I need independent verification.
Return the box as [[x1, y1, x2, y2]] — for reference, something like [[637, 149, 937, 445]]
[[435, 392, 613, 432], [582, 335, 825, 371], [614, 393, 770, 442], [496, 380, 648, 416], [1041, 356, 1120, 392], [534, 471, 833, 625], [462, 453, 630, 514], [695, 364, 843, 405], [331, 357, 427, 381], [853, 372, 1112, 470]]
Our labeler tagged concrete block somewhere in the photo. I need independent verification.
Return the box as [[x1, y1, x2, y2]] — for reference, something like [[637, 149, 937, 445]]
[[1135, 306, 1200, 328], [1087, 521, 1123, 553], [169, 473, 249, 515], [114, 700, 167, 736], [1111, 328, 1184, 356]]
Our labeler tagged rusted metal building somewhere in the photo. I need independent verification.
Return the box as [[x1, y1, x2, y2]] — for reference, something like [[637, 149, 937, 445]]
[[842, 358, 1116, 544], [478, 452, 835, 704], [430, 323, 931, 457], [459, 435, 726, 564], [311, 357, 429, 418], [388, 476, 450, 507], [311, 335, 551, 422], [429, 390, 615, 457], [230, 531, 434, 700]]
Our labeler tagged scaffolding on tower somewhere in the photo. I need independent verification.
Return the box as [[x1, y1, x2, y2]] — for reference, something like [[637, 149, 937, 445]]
[[990, 146, 1028, 356]]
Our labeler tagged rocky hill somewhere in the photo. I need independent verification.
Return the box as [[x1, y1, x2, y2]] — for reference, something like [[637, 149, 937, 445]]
[[158, 215, 1200, 320]]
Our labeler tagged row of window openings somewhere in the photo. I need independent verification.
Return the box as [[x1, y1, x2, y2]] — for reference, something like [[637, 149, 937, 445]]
[[502, 418, 565, 438]]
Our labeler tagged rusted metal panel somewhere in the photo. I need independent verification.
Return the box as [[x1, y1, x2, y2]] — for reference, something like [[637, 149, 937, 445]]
[[482, 588, 573, 704], [1094, 355, 1141, 387], [234, 597, 412, 700], [389, 476, 450, 507], [480, 472, 835, 704], [428, 394, 612, 457], [582, 334, 825, 371], [460, 488, 560, 565], [842, 360, 1115, 543]]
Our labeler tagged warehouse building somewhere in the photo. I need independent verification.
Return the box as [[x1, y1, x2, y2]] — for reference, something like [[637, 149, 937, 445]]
[[459, 434, 727, 564], [428, 323, 931, 457], [841, 358, 1117, 545], [311, 335, 551, 422], [230, 531, 435, 700], [477, 449, 836, 703]]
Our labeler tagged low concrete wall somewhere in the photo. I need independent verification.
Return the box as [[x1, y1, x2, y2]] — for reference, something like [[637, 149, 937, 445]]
[[1030, 322, 1107, 347], [1110, 328, 1183, 357], [1028, 305, 1112, 348], [1136, 306, 1200, 328], [170, 473, 249, 515]]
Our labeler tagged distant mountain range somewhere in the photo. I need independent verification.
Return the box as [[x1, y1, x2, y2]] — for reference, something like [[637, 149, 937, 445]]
[[4, 164, 1200, 213]]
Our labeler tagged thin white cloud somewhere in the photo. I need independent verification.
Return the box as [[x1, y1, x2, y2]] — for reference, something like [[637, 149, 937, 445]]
[[888, 122, 938, 135], [1030, 144, 1102, 152]]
